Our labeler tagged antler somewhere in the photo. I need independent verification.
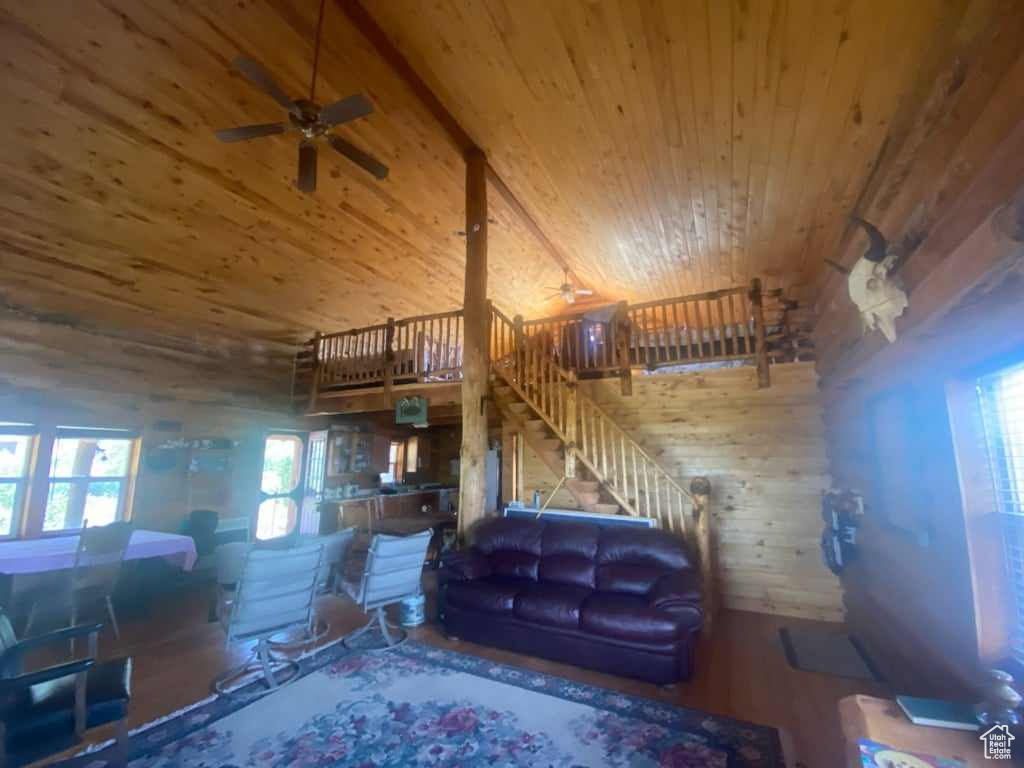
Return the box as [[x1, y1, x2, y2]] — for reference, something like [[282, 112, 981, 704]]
[[849, 216, 888, 263]]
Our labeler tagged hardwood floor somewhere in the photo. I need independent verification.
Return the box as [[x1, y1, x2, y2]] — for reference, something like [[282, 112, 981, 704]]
[[35, 578, 887, 767]]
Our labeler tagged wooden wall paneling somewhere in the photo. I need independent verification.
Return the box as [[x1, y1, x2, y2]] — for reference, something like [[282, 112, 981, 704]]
[[515, 362, 843, 621]]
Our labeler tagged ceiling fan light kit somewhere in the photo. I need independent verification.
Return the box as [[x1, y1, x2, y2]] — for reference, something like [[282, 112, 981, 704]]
[[213, 0, 388, 193]]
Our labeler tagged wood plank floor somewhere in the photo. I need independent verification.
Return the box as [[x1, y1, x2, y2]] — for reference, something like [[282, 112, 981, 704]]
[[34, 578, 888, 767]]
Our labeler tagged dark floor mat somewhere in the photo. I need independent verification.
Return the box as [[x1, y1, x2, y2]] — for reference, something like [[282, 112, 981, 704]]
[[778, 626, 883, 681]]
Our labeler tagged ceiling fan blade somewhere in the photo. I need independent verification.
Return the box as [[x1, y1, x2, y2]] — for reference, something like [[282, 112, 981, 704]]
[[574, 289, 595, 296], [214, 122, 287, 143], [232, 56, 299, 114], [328, 135, 389, 180], [297, 140, 317, 194], [319, 94, 374, 126]]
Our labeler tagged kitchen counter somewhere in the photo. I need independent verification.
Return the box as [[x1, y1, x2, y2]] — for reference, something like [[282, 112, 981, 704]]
[[318, 487, 456, 534]]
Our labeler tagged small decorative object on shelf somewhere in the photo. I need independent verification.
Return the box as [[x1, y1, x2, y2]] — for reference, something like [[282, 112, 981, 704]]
[[976, 668, 1022, 727]]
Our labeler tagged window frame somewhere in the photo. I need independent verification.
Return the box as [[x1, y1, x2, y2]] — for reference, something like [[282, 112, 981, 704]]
[[947, 354, 1024, 665], [256, 432, 306, 541], [0, 425, 38, 539], [41, 428, 140, 536]]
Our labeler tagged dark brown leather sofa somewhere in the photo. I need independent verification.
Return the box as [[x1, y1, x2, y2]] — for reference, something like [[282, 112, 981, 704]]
[[440, 516, 703, 684]]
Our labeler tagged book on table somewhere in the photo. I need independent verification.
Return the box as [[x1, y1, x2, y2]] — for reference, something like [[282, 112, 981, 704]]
[[895, 696, 979, 731]]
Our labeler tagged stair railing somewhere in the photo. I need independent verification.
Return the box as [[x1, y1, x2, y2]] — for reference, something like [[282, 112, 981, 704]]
[[577, 396, 693, 536], [490, 305, 694, 535]]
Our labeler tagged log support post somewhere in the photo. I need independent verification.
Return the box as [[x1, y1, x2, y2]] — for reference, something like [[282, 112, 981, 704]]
[[458, 149, 489, 538], [613, 300, 633, 396], [690, 476, 715, 636], [750, 278, 770, 389]]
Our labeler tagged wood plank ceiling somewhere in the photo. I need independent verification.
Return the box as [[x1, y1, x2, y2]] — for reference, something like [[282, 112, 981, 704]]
[[0, 0, 1012, 406]]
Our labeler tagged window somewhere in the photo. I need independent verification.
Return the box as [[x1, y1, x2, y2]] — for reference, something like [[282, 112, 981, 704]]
[[380, 440, 405, 485], [256, 434, 303, 540], [0, 425, 35, 537], [978, 361, 1024, 662], [406, 436, 419, 475], [44, 428, 136, 532]]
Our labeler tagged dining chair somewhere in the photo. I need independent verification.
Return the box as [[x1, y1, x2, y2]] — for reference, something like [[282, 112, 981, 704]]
[[0, 611, 132, 768], [24, 521, 134, 640], [213, 541, 323, 698], [341, 529, 431, 652]]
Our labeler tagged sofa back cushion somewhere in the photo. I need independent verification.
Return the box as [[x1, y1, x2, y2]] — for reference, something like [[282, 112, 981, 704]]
[[539, 521, 599, 589], [472, 517, 543, 581], [596, 527, 692, 596]]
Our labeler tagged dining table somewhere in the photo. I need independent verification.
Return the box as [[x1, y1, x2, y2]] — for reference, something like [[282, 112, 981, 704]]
[[0, 529, 198, 575]]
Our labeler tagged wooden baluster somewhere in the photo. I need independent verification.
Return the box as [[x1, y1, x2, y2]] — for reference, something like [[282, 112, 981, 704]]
[[384, 319, 396, 401], [726, 293, 738, 355], [660, 303, 669, 364], [564, 371, 577, 478], [631, 446, 639, 511], [599, 416, 608, 480], [620, 433, 628, 499], [670, 302, 681, 362], [695, 299, 706, 359], [654, 471, 664, 529], [691, 477, 714, 634], [642, 462, 651, 519]]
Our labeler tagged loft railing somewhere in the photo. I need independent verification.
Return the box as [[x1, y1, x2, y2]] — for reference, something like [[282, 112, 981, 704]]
[[298, 279, 769, 397]]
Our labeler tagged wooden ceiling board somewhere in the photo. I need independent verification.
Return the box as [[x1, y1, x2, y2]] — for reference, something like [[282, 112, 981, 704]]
[[0, 0, 567, 404], [365, 0, 1006, 301]]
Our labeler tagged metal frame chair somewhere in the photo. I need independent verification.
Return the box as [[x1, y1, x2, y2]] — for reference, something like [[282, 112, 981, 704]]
[[213, 541, 323, 699], [342, 529, 431, 652]]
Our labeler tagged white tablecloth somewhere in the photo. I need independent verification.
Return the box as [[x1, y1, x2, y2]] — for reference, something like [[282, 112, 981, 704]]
[[0, 530, 197, 575]]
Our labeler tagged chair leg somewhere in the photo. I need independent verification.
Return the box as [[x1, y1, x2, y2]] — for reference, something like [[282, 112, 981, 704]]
[[257, 639, 278, 689], [112, 718, 129, 767], [105, 595, 121, 639], [23, 602, 36, 637]]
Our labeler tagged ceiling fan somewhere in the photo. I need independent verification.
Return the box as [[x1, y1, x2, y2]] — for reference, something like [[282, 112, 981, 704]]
[[545, 269, 594, 305], [213, 0, 388, 193]]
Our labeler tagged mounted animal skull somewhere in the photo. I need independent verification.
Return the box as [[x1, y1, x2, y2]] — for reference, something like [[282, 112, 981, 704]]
[[828, 217, 908, 343]]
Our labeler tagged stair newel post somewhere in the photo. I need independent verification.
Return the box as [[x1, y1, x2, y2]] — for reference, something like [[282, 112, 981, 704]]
[[306, 332, 322, 414], [690, 476, 715, 635], [613, 300, 633, 396], [750, 278, 770, 389], [383, 317, 396, 403], [564, 370, 578, 479]]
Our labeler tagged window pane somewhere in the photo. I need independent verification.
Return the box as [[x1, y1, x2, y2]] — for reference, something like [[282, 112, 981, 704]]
[[261, 436, 302, 494], [90, 440, 131, 477], [83, 481, 122, 527], [0, 481, 19, 536], [0, 435, 31, 477], [44, 481, 74, 531], [256, 497, 296, 540], [50, 437, 132, 478]]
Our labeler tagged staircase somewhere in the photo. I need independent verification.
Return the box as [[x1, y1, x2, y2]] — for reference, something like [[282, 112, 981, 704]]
[[489, 307, 694, 536], [491, 380, 621, 516]]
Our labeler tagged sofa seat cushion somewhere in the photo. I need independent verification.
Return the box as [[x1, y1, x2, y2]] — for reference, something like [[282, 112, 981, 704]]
[[580, 594, 687, 643], [514, 584, 592, 629], [445, 577, 530, 615]]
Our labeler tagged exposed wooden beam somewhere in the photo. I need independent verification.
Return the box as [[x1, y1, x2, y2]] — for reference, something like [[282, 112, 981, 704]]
[[458, 149, 490, 535], [334, 0, 585, 291]]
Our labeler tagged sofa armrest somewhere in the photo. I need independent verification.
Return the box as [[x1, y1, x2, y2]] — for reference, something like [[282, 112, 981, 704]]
[[647, 570, 703, 629], [441, 547, 491, 583]]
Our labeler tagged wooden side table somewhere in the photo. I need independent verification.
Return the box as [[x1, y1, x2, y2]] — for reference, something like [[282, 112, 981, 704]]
[[839, 695, 990, 766]]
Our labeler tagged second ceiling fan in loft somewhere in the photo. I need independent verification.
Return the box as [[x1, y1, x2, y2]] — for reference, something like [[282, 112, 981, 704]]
[[214, 0, 388, 193]]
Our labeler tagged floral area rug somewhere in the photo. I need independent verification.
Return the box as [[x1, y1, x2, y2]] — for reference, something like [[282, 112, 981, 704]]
[[64, 640, 783, 767]]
